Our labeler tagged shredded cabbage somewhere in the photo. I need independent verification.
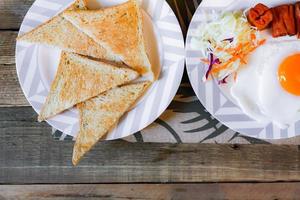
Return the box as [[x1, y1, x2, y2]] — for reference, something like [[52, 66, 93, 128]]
[[191, 11, 263, 81]]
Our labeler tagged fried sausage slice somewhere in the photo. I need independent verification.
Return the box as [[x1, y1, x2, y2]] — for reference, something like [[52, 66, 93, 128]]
[[272, 6, 288, 37], [248, 3, 273, 30], [295, 2, 300, 38], [272, 5, 296, 37]]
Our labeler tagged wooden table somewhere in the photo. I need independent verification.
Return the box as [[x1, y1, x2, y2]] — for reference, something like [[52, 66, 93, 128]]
[[1, 0, 300, 199]]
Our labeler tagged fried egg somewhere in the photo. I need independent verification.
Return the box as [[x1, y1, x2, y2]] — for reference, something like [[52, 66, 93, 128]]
[[231, 41, 300, 129]]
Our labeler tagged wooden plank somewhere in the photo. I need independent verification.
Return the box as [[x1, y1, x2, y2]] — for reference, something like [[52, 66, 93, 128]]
[[1, 108, 300, 183], [0, 31, 32, 106], [1, 183, 300, 200], [0, 0, 33, 30], [0, 31, 17, 65], [0, 64, 29, 106]]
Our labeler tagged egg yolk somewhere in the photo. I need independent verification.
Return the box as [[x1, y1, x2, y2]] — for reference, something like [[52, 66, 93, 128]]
[[278, 54, 300, 96]]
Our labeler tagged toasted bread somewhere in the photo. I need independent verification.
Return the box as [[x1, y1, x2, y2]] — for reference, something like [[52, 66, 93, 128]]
[[73, 81, 151, 165], [38, 52, 139, 122], [67, 0, 87, 10], [17, 0, 120, 62], [63, 0, 153, 79]]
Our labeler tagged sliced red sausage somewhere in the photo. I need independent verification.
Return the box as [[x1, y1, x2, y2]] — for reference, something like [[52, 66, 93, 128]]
[[295, 2, 300, 38], [272, 5, 296, 37], [272, 7, 288, 37], [248, 3, 273, 30]]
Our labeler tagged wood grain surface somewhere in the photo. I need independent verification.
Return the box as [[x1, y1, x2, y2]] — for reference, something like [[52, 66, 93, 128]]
[[0, 31, 17, 65], [0, 31, 29, 106], [0, 0, 33, 30], [1, 107, 300, 183], [0, 63, 28, 106], [1, 183, 300, 200], [2, 0, 300, 192]]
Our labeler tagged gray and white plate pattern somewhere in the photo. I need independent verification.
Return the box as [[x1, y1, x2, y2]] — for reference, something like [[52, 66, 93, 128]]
[[186, 0, 300, 139], [16, 0, 185, 140]]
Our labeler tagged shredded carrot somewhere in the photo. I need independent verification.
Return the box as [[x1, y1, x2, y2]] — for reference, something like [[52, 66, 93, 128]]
[[235, 44, 244, 52], [239, 56, 247, 65], [211, 39, 265, 75], [258, 39, 266, 45], [200, 58, 209, 64], [202, 29, 266, 80], [234, 72, 238, 82], [212, 59, 235, 74], [250, 33, 256, 40]]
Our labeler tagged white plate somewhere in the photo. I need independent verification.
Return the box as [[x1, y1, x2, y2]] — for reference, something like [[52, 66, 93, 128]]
[[16, 0, 185, 140], [186, 0, 300, 139]]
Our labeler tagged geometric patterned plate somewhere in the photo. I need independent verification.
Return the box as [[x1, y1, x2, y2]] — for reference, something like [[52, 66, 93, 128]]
[[16, 0, 185, 140], [186, 0, 300, 139]]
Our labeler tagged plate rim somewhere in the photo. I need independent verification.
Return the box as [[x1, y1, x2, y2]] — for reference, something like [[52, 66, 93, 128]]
[[15, 0, 185, 140], [185, 0, 300, 140]]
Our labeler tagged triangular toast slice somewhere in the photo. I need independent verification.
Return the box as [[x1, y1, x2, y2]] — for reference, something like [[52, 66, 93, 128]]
[[38, 52, 139, 122], [17, 0, 120, 62], [63, 0, 153, 78], [73, 81, 151, 165]]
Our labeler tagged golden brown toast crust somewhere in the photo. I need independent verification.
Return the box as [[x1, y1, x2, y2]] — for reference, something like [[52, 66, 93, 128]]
[[38, 52, 139, 122], [63, 0, 152, 76], [73, 81, 151, 165], [17, 0, 120, 62]]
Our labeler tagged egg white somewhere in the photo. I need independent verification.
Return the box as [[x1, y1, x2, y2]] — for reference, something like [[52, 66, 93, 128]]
[[258, 42, 300, 128], [231, 44, 269, 124], [231, 41, 300, 129]]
